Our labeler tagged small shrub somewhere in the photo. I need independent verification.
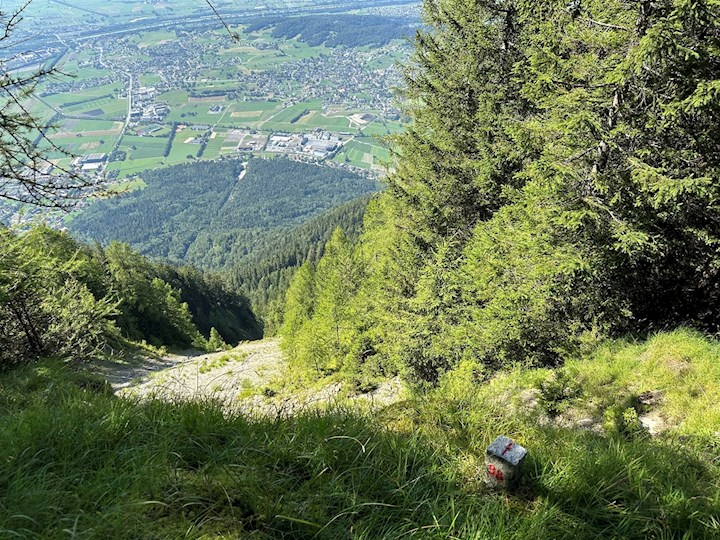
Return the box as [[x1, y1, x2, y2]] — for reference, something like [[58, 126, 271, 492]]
[[604, 406, 647, 439], [538, 370, 580, 417]]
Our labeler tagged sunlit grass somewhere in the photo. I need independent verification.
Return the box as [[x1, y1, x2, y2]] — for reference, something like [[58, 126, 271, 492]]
[[1, 330, 719, 538]]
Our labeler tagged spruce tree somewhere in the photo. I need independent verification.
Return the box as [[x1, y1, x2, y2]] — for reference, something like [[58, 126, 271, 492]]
[[280, 260, 316, 361], [282, 0, 720, 380]]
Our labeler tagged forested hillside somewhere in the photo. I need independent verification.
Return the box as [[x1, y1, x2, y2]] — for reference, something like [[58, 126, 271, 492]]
[[228, 196, 370, 329], [281, 0, 720, 385], [245, 14, 417, 47], [2, 2, 720, 538], [0, 226, 260, 366], [69, 158, 379, 270]]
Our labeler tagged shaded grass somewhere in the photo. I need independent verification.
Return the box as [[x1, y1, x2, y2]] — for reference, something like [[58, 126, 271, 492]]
[[1, 339, 719, 539], [452, 328, 720, 438]]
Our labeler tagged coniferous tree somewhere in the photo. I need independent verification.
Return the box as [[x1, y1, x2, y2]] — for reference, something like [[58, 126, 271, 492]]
[[280, 260, 317, 367], [208, 327, 230, 351], [309, 228, 359, 372], [282, 0, 720, 382]]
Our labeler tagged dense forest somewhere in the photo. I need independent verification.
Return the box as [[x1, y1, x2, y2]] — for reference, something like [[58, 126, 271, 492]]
[[245, 14, 417, 47], [0, 226, 260, 366], [281, 0, 720, 385], [69, 158, 379, 270], [228, 195, 370, 329]]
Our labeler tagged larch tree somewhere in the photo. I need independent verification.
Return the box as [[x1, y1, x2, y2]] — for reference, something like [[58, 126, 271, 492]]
[[0, 1, 102, 209], [282, 0, 720, 382]]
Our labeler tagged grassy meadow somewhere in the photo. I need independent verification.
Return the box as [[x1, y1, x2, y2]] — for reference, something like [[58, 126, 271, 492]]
[[1, 329, 718, 539]]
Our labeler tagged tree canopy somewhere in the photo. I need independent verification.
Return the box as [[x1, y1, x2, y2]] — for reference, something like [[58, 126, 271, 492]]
[[69, 158, 379, 269], [0, 226, 260, 366], [281, 0, 720, 384]]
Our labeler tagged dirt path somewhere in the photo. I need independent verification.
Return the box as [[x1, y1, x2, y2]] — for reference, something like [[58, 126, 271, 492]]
[[109, 339, 283, 401], [103, 339, 404, 416]]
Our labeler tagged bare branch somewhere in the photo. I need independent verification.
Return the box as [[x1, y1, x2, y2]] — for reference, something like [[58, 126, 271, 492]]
[[0, 1, 103, 209], [580, 18, 630, 32]]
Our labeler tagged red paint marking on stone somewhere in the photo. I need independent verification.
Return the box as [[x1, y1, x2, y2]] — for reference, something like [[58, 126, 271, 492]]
[[501, 442, 514, 456], [487, 464, 504, 482]]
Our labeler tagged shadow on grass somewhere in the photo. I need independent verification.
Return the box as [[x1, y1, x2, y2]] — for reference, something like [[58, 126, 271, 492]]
[[0, 369, 718, 539]]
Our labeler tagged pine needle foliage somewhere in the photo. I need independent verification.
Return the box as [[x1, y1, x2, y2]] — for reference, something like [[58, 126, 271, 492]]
[[282, 0, 720, 382]]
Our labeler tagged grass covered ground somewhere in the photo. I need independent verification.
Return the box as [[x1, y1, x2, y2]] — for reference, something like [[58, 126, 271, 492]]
[[1, 329, 719, 538]]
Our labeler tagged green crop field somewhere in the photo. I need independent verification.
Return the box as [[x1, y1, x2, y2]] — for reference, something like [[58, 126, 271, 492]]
[[121, 135, 168, 160], [156, 90, 190, 108], [56, 118, 122, 133], [50, 93, 127, 119], [166, 139, 203, 163], [107, 157, 168, 178], [139, 74, 163, 86], [260, 101, 334, 131], [201, 138, 225, 159], [362, 120, 406, 136], [37, 135, 116, 158], [202, 131, 238, 158], [27, 98, 57, 124], [335, 137, 390, 169], [234, 101, 282, 111], [80, 98, 127, 119], [130, 30, 178, 48], [58, 65, 113, 80], [165, 103, 226, 125], [14, 5, 410, 187]]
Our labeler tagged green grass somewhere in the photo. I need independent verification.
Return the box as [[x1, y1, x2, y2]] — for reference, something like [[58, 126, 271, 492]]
[[105, 178, 147, 194], [120, 135, 168, 160], [107, 157, 168, 178], [44, 83, 123, 102], [362, 120, 406, 136], [79, 98, 127, 119], [555, 328, 720, 434], [201, 136, 230, 158], [27, 98, 57, 124], [165, 102, 228, 125], [259, 102, 366, 132], [233, 101, 281, 112], [334, 137, 390, 169], [37, 135, 116, 158], [1, 330, 719, 538], [60, 65, 113, 79], [130, 30, 178, 48], [166, 139, 202, 163], [156, 90, 190, 108], [57, 118, 121, 133], [198, 352, 248, 374], [139, 74, 163, 86]]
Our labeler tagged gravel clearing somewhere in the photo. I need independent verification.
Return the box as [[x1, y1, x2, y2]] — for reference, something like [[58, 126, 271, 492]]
[[102, 339, 404, 416]]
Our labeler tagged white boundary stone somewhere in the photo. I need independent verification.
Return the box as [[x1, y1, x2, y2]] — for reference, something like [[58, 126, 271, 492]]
[[484, 436, 527, 490]]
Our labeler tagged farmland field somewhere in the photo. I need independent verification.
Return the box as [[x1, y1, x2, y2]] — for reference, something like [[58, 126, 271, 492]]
[[335, 137, 391, 169], [13, 1, 411, 202]]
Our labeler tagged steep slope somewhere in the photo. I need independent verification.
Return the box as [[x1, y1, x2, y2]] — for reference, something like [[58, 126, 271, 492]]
[[69, 157, 380, 269], [227, 195, 371, 320], [0, 226, 260, 367], [1, 329, 719, 538], [280, 0, 720, 383]]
